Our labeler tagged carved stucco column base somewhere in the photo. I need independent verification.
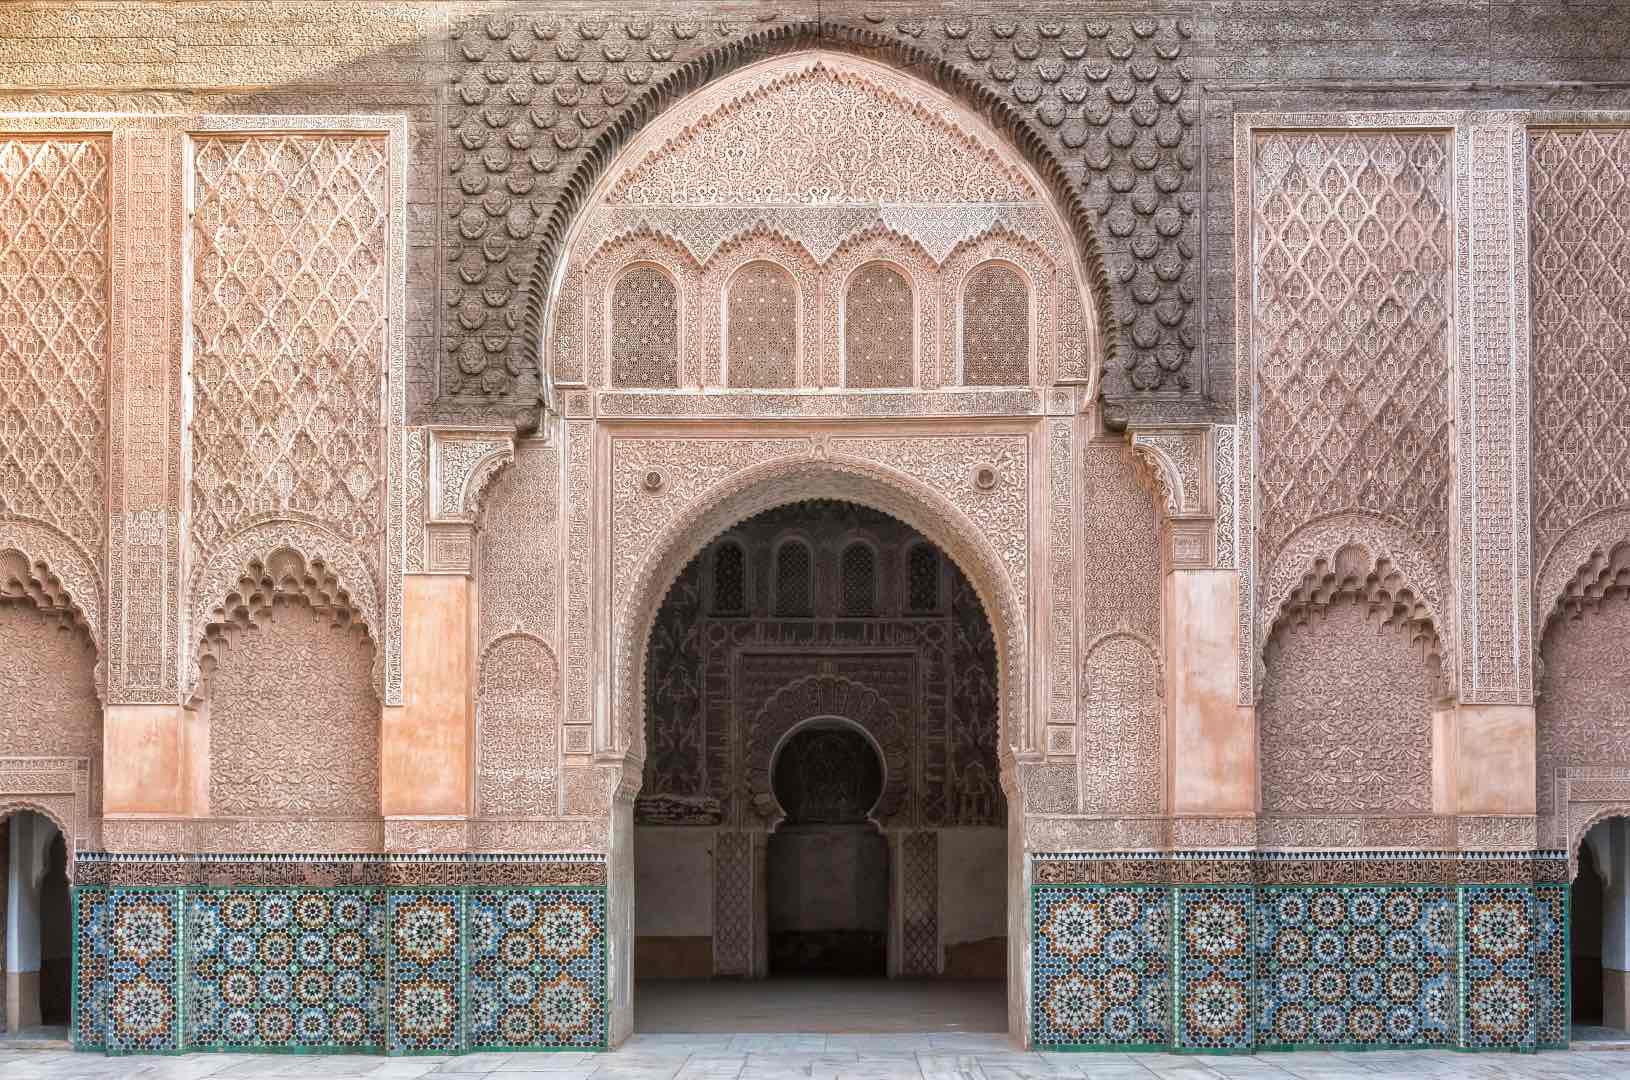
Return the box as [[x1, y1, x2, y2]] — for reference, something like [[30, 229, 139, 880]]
[[103, 704, 204, 819], [1433, 704, 1537, 819], [1165, 569, 1256, 818], [387, 575, 474, 820]]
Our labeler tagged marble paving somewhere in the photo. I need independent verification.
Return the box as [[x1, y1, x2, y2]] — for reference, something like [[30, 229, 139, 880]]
[[3, 1037, 1630, 1080]]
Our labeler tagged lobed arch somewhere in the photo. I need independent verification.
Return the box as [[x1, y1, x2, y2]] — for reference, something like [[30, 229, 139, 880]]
[[1533, 508, 1630, 655], [0, 799, 77, 873], [525, 34, 1113, 424], [0, 520, 103, 658], [1257, 510, 1452, 700], [186, 527, 378, 704], [1569, 806, 1630, 882]]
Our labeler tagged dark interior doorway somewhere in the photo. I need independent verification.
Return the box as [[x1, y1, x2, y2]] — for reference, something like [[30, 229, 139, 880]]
[[767, 724, 887, 975]]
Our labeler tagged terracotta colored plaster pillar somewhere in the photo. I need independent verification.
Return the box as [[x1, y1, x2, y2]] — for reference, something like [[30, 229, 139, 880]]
[[1165, 569, 1256, 819], [1432, 704, 1536, 817], [384, 574, 474, 822], [103, 705, 202, 817]]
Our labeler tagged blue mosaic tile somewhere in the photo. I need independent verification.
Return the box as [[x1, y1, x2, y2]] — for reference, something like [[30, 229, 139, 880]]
[[71, 886, 111, 1051], [1533, 885, 1569, 1050], [386, 889, 463, 1055], [1459, 885, 1537, 1050], [465, 887, 607, 1050], [79, 888, 183, 1054], [186, 887, 385, 1052], [1256, 885, 1455, 1049], [1175, 886, 1254, 1051], [1031, 885, 1170, 1049]]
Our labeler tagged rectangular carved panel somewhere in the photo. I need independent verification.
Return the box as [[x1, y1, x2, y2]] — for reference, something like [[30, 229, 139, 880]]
[[109, 128, 183, 702], [1250, 128, 1453, 576], [188, 133, 388, 582]]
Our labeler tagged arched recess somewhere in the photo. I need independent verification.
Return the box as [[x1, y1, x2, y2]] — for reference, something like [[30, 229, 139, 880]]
[[523, 33, 1112, 421], [0, 522, 102, 665], [615, 457, 1027, 775], [475, 633, 561, 824], [748, 677, 907, 829], [1536, 531, 1630, 848], [1256, 534, 1447, 830], [186, 523, 381, 702], [1258, 511, 1451, 700], [609, 455, 1029, 1042]]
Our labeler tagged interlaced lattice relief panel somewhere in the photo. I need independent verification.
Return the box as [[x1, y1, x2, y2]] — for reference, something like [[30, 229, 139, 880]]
[[609, 264, 679, 388], [1081, 442, 1162, 644], [844, 263, 913, 388], [1251, 130, 1452, 570], [0, 137, 108, 556], [961, 263, 1030, 386], [189, 134, 388, 567], [726, 261, 797, 389], [1259, 593, 1433, 817], [1529, 128, 1630, 564]]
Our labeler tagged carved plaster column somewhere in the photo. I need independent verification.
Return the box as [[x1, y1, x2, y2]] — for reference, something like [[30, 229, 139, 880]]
[[384, 428, 509, 850], [1436, 115, 1537, 847], [1137, 428, 1256, 841], [102, 125, 202, 840]]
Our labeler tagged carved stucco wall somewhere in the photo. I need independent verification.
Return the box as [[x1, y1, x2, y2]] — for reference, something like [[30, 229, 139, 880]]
[[1530, 126, 1630, 651], [186, 128, 397, 702], [548, 56, 1095, 395], [1538, 546, 1630, 855], [206, 599, 380, 850], [0, 599, 101, 819]]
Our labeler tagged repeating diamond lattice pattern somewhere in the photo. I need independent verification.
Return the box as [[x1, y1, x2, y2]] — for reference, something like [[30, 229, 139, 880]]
[[1529, 128, 1630, 560], [189, 135, 387, 563], [1252, 131, 1452, 563], [0, 138, 108, 550]]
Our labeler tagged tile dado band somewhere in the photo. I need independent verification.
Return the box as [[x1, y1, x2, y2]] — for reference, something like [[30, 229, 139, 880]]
[[70, 855, 607, 1056], [1030, 851, 1569, 1054]]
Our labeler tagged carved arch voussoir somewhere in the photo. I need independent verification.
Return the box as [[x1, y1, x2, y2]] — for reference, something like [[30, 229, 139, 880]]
[[0, 519, 103, 652], [1081, 629, 1165, 699], [616, 455, 1027, 793], [746, 674, 908, 828], [187, 523, 380, 703], [1259, 513, 1451, 701], [0, 797, 78, 872], [522, 25, 1116, 426], [1570, 803, 1630, 882], [1535, 509, 1630, 647]]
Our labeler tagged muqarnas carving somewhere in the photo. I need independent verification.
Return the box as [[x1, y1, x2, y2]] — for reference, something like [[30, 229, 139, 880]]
[[200, 550, 379, 831], [1251, 130, 1452, 577], [1259, 545, 1439, 819], [1537, 542, 1630, 843]]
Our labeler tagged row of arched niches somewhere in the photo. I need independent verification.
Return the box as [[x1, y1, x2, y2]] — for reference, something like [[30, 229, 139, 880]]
[[542, 58, 1098, 392]]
